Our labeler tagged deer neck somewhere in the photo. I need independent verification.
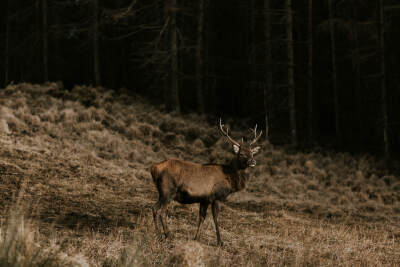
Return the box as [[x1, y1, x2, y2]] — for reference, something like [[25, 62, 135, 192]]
[[224, 158, 249, 192]]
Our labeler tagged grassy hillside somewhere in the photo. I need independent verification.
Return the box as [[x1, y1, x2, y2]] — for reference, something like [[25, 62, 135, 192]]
[[0, 83, 399, 266]]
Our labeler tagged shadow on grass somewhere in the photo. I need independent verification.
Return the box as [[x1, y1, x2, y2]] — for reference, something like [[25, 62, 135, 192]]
[[55, 211, 137, 231], [225, 200, 279, 213], [33, 195, 153, 233]]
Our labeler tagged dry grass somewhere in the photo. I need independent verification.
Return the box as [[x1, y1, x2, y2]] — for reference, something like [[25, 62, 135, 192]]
[[0, 83, 399, 266], [0, 200, 88, 266]]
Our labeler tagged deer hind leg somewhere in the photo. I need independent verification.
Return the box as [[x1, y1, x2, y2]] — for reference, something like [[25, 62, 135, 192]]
[[194, 202, 209, 241], [212, 201, 223, 246], [153, 183, 172, 238], [152, 200, 162, 233], [154, 174, 175, 239], [159, 200, 170, 238], [153, 197, 170, 238]]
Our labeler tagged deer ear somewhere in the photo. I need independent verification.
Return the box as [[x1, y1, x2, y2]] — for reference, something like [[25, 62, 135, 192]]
[[233, 144, 240, 154], [252, 146, 261, 154]]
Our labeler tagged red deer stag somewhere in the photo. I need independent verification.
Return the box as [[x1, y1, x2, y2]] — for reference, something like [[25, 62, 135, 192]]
[[151, 119, 262, 246]]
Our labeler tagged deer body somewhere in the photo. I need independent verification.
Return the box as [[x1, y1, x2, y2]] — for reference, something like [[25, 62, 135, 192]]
[[151, 119, 262, 246], [151, 159, 248, 204]]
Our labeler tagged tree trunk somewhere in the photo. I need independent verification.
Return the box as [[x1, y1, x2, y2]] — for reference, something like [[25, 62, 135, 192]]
[[196, 0, 205, 114], [209, 74, 216, 113], [170, 0, 180, 113], [250, 0, 256, 87], [4, 0, 10, 86], [15, 8, 23, 82], [307, 0, 313, 146], [93, 0, 101, 86], [352, 8, 362, 149], [163, 1, 170, 110], [42, 0, 48, 82], [286, 0, 297, 146], [205, 14, 215, 113], [379, 0, 390, 161], [263, 85, 270, 142], [36, 0, 40, 81], [52, 2, 61, 81], [328, 0, 340, 145], [264, 0, 272, 141]]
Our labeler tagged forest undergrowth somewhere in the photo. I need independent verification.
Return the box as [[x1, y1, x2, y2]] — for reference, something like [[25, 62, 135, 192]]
[[0, 83, 399, 266]]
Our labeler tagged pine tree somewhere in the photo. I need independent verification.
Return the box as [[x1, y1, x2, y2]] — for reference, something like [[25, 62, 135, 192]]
[[307, 0, 313, 145], [286, 0, 297, 146], [93, 0, 101, 85], [196, 0, 205, 114], [328, 0, 341, 145]]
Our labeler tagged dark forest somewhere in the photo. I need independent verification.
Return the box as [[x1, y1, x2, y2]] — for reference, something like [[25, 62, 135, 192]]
[[1, 0, 400, 156]]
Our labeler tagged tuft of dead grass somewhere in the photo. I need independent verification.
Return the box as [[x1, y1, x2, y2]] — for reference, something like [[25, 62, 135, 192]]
[[169, 241, 205, 267], [0, 203, 88, 267]]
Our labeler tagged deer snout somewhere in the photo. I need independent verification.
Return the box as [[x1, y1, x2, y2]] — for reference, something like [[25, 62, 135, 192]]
[[248, 159, 256, 167]]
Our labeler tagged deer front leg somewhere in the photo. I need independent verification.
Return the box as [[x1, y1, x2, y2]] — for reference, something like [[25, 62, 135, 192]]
[[194, 202, 209, 241], [212, 201, 223, 246]]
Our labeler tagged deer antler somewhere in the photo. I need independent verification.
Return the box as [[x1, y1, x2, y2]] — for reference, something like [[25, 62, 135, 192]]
[[249, 124, 262, 146], [219, 118, 241, 147]]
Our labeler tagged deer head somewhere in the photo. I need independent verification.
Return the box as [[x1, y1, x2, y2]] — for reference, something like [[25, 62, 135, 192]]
[[219, 118, 262, 168]]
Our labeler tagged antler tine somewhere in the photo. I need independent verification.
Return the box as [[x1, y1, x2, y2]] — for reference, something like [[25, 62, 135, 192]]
[[219, 118, 241, 147], [249, 124, 263, 145]]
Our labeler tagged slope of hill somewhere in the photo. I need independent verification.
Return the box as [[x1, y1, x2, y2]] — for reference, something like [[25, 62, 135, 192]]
[[0, 83, 399, 266]]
